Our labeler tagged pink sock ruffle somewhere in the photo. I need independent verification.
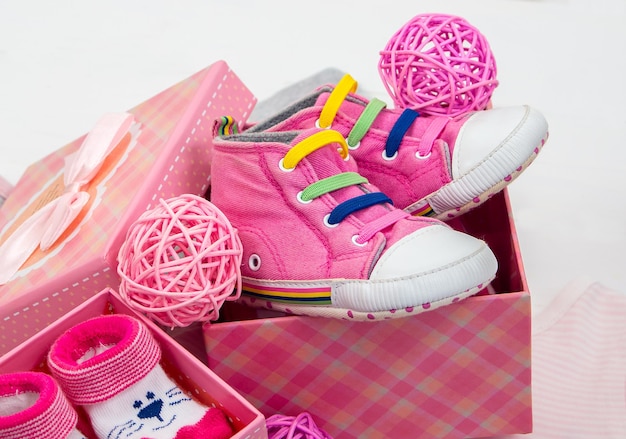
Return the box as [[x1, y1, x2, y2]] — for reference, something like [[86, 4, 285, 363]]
[[0, 371, 78, 438], [47, 314, 161, 405]]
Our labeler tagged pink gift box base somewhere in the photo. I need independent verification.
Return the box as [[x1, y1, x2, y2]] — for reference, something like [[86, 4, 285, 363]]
[[204, 189, 532, 439], [0, 60, 256, 355], [0, 288, 267, 439]]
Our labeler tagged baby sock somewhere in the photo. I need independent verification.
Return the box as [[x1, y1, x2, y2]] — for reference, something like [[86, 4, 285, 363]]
[[0, 371, 87, 439], [47, 314, 234, 439]]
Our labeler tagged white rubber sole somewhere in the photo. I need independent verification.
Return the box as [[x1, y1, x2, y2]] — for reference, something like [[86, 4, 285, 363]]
[[239, 277, 494, 321], [408, 107, 549, 220], [237, 241, 497, 321]]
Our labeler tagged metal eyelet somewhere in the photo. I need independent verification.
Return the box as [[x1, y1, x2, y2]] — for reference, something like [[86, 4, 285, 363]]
[[315, 119, 332, 130], [382, 150, 398, 161], [296, 191, 312, 204], [351, 235, 368, 247], [415, 151, 432, 160], [347, 140, 360, 150], [278, 158, 295, 172], [323, 214, 339, 228], [248, 254, 262, 271]]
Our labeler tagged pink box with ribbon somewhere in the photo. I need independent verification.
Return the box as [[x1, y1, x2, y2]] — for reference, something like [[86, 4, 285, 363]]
[[0, 288, 268, 439], [203, 190, 532, 439], [0, 60, 256, 355]]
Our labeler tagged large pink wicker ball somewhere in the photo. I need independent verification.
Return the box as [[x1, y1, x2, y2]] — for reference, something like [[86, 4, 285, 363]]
[[117, 194, 242, 328], [379, 13, 498, 117]]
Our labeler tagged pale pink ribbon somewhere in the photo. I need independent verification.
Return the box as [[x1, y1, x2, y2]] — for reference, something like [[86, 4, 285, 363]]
[[0, 113, 134, 285]]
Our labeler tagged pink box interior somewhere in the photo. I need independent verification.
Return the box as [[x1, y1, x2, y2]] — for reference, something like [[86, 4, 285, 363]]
[[0, 288, 267, 439], [203, 189, 532, 439], [0, 60, 256, 355]]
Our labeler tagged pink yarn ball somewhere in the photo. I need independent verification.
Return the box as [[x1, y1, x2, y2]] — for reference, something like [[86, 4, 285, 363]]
[[266, 413, 333, 439], [379, 13, 498, 117], [117, 194, 243, 328]]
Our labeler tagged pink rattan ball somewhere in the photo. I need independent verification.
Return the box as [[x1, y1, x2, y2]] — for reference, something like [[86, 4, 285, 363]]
[[117, 194, 242, 328], [379, 13, 498, 117], [266, 413, 333, 439]]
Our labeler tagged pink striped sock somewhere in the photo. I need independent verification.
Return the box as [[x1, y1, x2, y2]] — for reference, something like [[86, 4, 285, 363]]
[[47, 314, 233, 439], [0, 371, 86, 439]]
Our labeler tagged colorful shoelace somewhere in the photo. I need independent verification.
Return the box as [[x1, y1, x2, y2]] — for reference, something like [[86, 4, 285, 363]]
[[282, 130, 408, 244], [317, 74, 449, 159]]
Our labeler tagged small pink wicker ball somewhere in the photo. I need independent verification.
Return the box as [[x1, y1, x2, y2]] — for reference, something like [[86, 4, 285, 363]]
[[379, 13, 498, 117], [266, 413, 333, 439], [117, 194, 242, 328]]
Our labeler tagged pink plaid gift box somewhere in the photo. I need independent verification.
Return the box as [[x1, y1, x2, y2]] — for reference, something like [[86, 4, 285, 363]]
[[0, 61, 256, 355], [0, 288, 267, 439], [204, 190, 531, 439]]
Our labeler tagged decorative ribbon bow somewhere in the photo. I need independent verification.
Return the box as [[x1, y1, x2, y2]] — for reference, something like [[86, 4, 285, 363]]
[[0, 113, 134, 285]]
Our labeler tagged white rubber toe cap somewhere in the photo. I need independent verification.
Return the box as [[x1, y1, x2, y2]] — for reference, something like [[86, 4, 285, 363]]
[[370, 223, 497, 282], [331, 223, 498, 313], [452, 105, 548, 179]]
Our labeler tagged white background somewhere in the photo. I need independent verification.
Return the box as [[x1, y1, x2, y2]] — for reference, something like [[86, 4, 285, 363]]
[[1, 0, 625, 314]]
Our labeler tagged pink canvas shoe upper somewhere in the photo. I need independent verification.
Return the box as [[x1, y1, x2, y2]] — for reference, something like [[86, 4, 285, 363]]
[[249, 74, 548, 219], [210, 126, 498, 320]]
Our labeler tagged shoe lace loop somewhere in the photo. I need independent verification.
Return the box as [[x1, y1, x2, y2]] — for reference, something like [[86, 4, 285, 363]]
[[299, 172, 367, 202], [347, 97, 387, 148], [327, 192, 392, 225], [323, 74, 450, 159], [286, 130, 408, 241], [282, 130, 348, 170], [318, 74, 357, 129], [385, 108, 419, 158]]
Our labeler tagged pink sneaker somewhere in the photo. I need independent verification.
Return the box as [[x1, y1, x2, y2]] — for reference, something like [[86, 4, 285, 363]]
[[210, 126, 498, 320], [248, 74, 549, 219]]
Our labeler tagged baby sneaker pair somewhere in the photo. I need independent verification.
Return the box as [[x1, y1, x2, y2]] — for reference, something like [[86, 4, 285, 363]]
[[0, 314, 234, 439], [210, 74, 548, 321]]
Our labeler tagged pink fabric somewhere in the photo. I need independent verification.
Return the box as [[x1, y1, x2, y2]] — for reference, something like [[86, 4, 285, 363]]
[[313, 90, 467, 155], [48, 314, 161, 404], [168, 406, 233, 439], [210, 127, 440, 282], [0, 371, 78, 438], [495, 280, 626, 438], [251, 85, 469, 211], [248, 79, 547, 222]]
